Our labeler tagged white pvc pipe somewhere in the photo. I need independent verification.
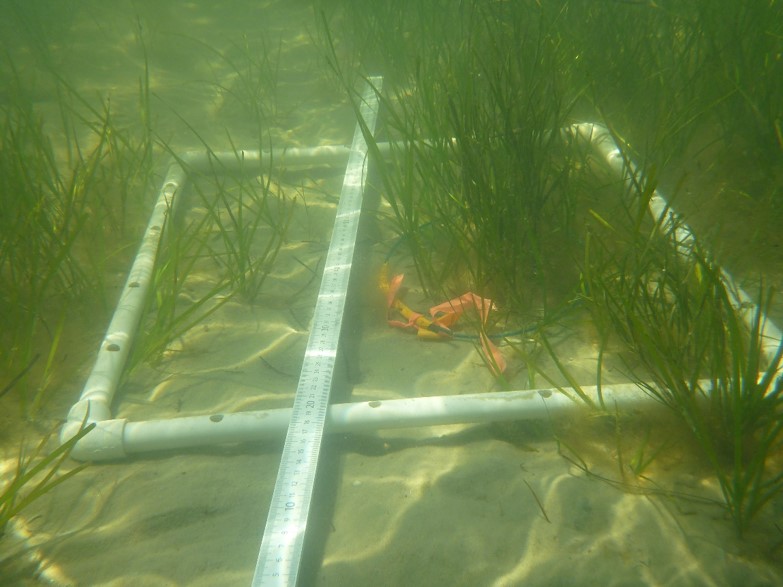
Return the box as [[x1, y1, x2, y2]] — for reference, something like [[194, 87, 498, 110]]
[[67, 383, 654, 461], [61, 122, 783, 458], [60, 143, 388, 447], [177, 143, 392, 170], [63, 162, 188, 428]]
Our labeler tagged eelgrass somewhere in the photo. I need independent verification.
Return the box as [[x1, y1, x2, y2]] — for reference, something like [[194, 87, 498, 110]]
[[192, 141, 294, 303], [557, 1, 783, 174], [323, 6, 783, 531], [129, 91, 293, 365], [126, 193, 235, 369], [690, 1, 783, 164], [1, 9, 292, 382], [0, 60, 155, 416], [326, 0, 782, 204], [0, 419, 94, 539], [127, 156, 295, 367], [0, 4, 156, 415], [579, 169, 783, 534], [188, 33, 282, 131], [323, 2, 590, 337]]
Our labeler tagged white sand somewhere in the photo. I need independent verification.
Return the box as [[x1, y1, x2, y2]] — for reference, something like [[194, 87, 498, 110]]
[[2, 170, 781, 587]]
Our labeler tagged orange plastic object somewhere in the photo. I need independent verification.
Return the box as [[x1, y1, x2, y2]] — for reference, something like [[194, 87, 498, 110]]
[[379, 263, 507, 374]]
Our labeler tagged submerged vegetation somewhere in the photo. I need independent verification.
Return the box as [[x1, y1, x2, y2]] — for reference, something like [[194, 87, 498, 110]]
[[581, 177, 783, 534], [127, 148, 296, 369], [322, 3, 590, 324], [0, 0, 781, 576], [0, 0, 294, 398], [0, 419, 94, 539], [0, 6, 159, 551], [0, 62, 154, 417], [322, 0, 782, 305], [0, 1, 295, 554], [321, 0, 783, 534]]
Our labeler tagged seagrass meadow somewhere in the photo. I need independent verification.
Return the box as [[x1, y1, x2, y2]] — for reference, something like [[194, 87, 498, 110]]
[[1, 1, 783, 585]]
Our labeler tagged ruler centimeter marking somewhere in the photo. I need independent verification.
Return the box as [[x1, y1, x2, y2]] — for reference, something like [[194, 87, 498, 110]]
[[252, 76, 382, 587]]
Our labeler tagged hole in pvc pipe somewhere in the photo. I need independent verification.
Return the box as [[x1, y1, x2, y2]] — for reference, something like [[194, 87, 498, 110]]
[[128, 281, 140, 288], [210, 414, 224, 422], [105, 343, 121, 352], [368, 400, 381, 408]]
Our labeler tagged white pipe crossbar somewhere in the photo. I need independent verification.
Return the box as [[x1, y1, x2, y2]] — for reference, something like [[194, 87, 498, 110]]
[[62, 384, 653, 461]]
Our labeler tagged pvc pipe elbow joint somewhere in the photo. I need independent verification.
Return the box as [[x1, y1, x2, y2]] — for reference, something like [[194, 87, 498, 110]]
[[61, 399, 128, 461]]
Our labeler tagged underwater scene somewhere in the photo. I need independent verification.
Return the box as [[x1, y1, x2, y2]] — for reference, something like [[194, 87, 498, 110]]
[[1, 0, 783, 585]]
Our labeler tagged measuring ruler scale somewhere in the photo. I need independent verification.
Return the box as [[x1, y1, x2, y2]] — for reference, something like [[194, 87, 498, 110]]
[[252, 76, 382, 586]]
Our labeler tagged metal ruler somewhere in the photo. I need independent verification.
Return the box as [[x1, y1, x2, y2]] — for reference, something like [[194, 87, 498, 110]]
[[251, 76, 382, 586]]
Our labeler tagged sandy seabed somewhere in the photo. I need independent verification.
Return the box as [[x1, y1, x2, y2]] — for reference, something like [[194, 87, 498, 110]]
[[1, 164, 781, 587]]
